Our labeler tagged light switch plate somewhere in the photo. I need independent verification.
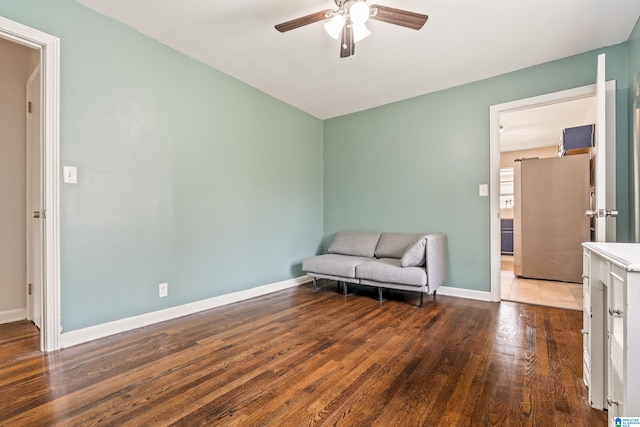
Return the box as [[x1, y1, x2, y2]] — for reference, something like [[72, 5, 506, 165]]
[[479, 184, 489, 197], [159, 282, 168, 297], [63, 166, 78, 184]]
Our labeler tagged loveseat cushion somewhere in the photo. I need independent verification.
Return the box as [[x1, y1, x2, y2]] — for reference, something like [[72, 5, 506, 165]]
[[401, 237, 427, 267], [375, 232, 425, 259], [303, 254, 374, 279], [328, 231, 381, 258], [356, 258, 427, 287]]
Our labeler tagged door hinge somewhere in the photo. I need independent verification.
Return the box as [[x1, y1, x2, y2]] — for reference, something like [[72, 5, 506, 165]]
[[28, 101, 32, 113], [28, 283, 32, 295]]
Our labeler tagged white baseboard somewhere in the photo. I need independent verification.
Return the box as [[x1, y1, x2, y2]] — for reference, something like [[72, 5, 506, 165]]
[[59, 278, 494, 348], [60, 275, 312, 349], [437, 285, 492, 302], [0, 308, 27, 325]]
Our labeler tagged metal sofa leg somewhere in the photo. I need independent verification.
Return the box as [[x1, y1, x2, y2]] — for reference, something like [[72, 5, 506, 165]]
[[343, 282, 348, 296], [378, 287, 383, 302], [420, 292, 424, 308], [312, 277, 317, 292]]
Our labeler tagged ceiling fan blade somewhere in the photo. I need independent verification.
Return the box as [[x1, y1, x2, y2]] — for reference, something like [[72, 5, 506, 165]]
[[275, 10, 332, 32], [340, 24, 355, 58], [369, 5, 428, 30]]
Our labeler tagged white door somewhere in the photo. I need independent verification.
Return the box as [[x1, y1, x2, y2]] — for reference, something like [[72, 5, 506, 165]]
[[590, 53, 617, 242], [26, 68, 43, 330]]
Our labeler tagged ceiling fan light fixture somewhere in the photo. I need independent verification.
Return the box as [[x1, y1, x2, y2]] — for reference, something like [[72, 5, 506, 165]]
[[352, 23, 370, 43], [324, 13, 346, 39], [349, 1, 370, 25], [275, 2, 429, 58]]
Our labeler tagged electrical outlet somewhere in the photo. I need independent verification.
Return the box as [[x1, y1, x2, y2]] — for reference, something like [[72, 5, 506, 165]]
[[479, 184, 489, 197], [159, 282, 168, 297]]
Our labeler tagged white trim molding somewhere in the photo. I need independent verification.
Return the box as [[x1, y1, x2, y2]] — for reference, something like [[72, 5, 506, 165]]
[[0, 16, 61, 352], [60, 275, 313, 348], [0, 308, 27, 325], [436, 286, 492, 302]]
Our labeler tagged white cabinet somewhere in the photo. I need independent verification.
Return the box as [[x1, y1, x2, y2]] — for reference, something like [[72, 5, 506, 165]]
[[582, 243, 640, 426], [582, 249, 592, 389]]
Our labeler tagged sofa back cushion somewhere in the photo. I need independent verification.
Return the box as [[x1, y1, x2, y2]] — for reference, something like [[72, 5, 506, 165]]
[[328, 231, 381, 258], [375, 232, 425, 259]]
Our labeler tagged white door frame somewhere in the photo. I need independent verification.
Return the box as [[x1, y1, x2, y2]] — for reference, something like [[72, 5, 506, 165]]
[[0, 16, 61, 351], [489, 83, 616, 302]]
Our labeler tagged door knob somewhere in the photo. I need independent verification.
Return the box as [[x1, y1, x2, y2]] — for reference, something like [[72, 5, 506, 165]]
[[608, 307, 624, 316], [586, 209, 619, 218], [607, 398, 622, 406]]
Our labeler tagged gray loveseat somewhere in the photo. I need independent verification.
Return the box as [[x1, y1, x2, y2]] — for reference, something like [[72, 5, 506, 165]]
[[302, 231, 447, 307]]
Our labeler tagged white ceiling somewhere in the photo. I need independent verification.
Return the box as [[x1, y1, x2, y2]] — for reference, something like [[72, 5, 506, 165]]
[[76, 0, 640, 119]]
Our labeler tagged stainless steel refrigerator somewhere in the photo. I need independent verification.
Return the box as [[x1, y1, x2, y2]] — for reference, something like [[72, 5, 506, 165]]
[[513, 153, 591, 283]]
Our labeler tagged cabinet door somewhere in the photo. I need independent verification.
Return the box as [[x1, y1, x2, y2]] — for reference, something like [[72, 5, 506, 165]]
[[608, 265, 625, 422], [588, 253, 607, 410], [583, 250, 591, 388]]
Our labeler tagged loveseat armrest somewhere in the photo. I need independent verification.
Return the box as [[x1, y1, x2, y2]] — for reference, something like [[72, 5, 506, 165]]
[[424, 233, 447, 293]]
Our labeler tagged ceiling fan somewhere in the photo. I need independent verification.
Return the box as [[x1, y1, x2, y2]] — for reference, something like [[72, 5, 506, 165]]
[[275, 0, 428, 58]]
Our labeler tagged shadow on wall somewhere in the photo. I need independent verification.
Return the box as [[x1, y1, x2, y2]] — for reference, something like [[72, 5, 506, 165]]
[[290, 263, 303, 277], [320, 234, 334, 253], [290, 236, 330, 277]]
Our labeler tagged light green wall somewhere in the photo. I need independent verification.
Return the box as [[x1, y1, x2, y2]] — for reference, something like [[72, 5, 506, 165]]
[[1, 1, 637, 330], [0, 0, 324, 331], [324, 44, 630, 292], [628, 17, 640, 241]]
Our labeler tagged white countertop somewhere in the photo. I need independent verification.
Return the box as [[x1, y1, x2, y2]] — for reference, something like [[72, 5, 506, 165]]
[[583, 242, 640, 272]]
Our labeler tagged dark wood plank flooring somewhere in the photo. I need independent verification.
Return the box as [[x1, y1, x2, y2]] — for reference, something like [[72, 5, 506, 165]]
[[0, 282, 607, 426]]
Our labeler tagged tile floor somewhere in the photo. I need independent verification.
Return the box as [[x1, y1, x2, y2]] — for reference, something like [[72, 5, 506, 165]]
[[501, 255, 583, 311]]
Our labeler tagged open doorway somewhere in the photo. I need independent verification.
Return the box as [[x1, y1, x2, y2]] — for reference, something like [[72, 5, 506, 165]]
[[0, 16, 61, 352], [498, 97, 595, 310], [0, 36, 42, 346], [0, 38, 39, 323], [489, 78, 616, 307]]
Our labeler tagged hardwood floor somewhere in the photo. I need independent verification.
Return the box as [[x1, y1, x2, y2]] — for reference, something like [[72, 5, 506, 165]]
[[0, 282, 606, 426]]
